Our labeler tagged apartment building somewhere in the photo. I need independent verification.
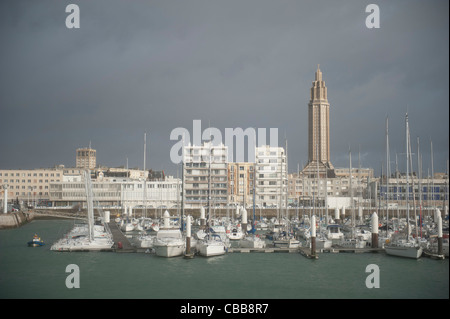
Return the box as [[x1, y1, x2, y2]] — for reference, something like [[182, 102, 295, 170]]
[[182, 142, 228, 209], [0, 168, 64, 205], [228, 162, 255, 206], [255, 145, 287, 208]]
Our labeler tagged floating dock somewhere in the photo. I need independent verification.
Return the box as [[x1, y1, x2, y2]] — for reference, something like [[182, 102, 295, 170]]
[[107, 222, 136, 252], [321, 247, 385, 254], [228, 247, 299, 253]]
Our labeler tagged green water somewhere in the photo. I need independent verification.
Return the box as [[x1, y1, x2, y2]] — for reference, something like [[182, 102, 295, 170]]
[[0, 219, 448, 299]]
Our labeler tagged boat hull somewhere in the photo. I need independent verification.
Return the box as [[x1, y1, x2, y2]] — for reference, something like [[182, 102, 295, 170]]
[[385, 245, 423, 259], [314, 239, 332, 250], [241, 238, 266, 249], [197, 242, 227, 257], [273, 239, 300, 249], [28, 241, 45, 247], [153, 243, 185, 257]]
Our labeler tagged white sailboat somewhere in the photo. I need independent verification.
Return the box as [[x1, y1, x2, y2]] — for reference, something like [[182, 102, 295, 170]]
[[314, 232, 332, 250], [153, 211, 185, 257], [326, 224, 344, 244], [273, 230, 300, 248], [196, 138, 228, 257], [241, 177, 267, 249], [51, 170, 113, 252], [385, 238, 423, 259], [227, 226, 244, 240], [385, 114, 423, 259], [197, 233, 228, 256], [241, 235, 266, 248]]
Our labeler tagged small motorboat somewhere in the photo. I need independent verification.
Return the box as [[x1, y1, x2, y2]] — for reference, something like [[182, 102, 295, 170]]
[[28, 234, 45, 247]]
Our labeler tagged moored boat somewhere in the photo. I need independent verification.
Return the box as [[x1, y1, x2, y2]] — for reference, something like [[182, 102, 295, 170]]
[[153, 211, 185, 257], [385, 239, 423, 259], [241, 235, 266, 249], [28, 234, 45, 247], [197, 234, 227, 257]]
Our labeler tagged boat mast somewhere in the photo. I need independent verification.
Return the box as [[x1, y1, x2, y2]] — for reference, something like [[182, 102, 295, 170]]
[[430, 138, 434, 211], [349, 146, 355, 239], [385, 116, 390, 237], [143, 132, 147, 220], [407, 121, 419, 242], [417, 137, 422, 238], [84, 170, 95, 242], [285, 139, 289, 222], [405, 113, 410, 241]]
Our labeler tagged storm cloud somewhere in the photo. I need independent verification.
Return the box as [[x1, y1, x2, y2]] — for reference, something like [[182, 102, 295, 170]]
[[0, 0, 448, 176]]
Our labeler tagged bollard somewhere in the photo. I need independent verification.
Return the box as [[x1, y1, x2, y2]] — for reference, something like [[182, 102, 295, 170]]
[[371, 212, 378, 248]]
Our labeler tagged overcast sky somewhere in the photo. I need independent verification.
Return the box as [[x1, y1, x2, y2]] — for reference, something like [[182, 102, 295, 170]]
[[0, 0, 448, 177]]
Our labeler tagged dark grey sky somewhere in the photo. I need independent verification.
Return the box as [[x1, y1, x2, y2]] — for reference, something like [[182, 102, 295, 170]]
[[0, 0, 448, 177]]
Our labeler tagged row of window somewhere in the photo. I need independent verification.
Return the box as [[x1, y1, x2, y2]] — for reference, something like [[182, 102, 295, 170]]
[[8, 192, 48, 196], [1, 179, 59, 184], [0, 172, 60, 177], [5, 185, 48, 190]]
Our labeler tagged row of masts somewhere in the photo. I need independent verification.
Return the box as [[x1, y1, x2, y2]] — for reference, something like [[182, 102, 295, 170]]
[[133, 113, 446, 234]]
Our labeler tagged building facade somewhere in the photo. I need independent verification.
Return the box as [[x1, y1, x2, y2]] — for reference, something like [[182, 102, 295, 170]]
[[228, 162, 255, 207], [76, 147, 96, 169], [0, 168, 64, 206], [288, 172, 367, 208], [182, 142, 228, 209], [255, 145, 287, 208], [370, 175, 449, 208], [49, 176, 181, 208]]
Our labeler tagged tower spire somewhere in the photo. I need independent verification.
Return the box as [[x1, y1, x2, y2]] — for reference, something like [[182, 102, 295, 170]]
[[303, 65, 334, 178]]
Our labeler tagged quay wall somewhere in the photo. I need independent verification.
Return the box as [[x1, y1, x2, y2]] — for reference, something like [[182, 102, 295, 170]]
[[0, 212, 35, 229]]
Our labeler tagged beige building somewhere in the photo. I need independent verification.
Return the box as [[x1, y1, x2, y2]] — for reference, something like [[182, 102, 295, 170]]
[[0, 168, 64, 206], [76, 147, 96, 169], [334, 167, 374, 179], [228, 162, 255, 206], [288, 172, 367, 207], [302, 65, 334, 178]]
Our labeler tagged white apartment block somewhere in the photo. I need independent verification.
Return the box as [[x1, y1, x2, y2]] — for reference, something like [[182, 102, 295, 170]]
[[255, 145, 287, 208], [182, 142, 228, 209]]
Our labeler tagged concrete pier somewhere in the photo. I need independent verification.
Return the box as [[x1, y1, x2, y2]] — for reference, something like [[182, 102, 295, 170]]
[[107, 222, 136, 252], [0, 212, 34, 229]]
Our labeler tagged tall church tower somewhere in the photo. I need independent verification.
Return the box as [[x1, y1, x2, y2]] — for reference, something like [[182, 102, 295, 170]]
[[303, 65, 335, 177]]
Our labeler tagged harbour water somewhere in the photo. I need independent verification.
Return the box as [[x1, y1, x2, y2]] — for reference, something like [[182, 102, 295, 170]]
[[0, 219, 448, 300]]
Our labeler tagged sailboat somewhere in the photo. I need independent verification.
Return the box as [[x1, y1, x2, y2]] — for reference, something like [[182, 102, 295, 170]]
[[228, 226, 244, 240], [153, 211, 185, 257], [51, 170, 114, 251], [385, 114, 423, 259], [241, 167, 267, 249], [326, 224, 344, 245], [197, 140, 228, 257], [306, 144, 331, 250]]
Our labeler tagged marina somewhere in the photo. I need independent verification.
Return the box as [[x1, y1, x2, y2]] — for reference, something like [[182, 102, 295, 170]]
[[0, 218, 448, 300]]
